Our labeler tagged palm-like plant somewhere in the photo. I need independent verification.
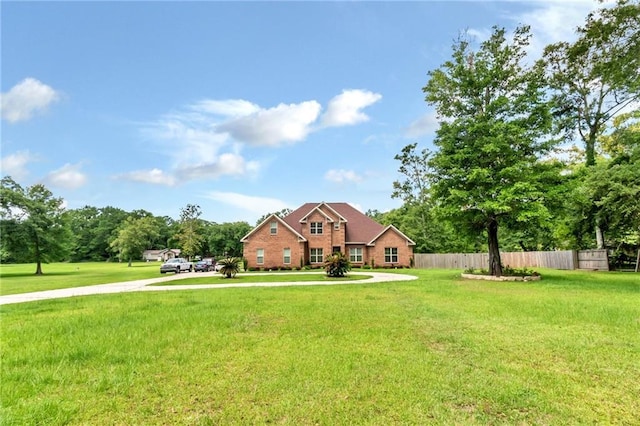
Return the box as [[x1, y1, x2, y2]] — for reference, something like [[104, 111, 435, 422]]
[[324, 252, 351, 277], [217, 257, 241, 278]]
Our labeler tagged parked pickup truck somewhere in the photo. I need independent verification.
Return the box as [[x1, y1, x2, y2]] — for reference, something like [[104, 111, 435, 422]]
[[160, 258, 193, 274]]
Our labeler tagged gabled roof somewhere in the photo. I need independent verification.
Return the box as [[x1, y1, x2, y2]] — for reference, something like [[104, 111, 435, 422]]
[[282, 202, 396, 244], [298, 202, 347, 223], [367, 224, 416, 246], [240, 213, 306, 242]]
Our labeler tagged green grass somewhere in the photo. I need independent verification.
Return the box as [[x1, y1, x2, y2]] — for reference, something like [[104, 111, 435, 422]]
[[1, 269, 639, 424], [152, 273, 373, 286], [0, 263, 371, 295], [0, 262, 162, 295]]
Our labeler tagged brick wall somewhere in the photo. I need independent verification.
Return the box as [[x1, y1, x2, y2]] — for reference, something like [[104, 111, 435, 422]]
[[367, 230, 414, 267], [243, 220, 305, 269], [301, 211, 340, 265]]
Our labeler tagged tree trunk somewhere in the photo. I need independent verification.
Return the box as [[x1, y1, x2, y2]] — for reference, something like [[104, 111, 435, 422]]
[[128, 257, 132, 267], [487, 218, 503, 277], [34, 236, 43, 275], [595, 224, 605, 249], [585, 128, 597, 167]]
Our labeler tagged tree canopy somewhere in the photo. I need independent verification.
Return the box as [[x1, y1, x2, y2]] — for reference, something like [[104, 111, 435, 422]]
[[0, 177, 72, 274], [423, 26, 561, 275]]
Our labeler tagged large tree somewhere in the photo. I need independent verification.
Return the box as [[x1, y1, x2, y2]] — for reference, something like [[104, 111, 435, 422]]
[[423, 26, 560, 276], [544, 0, 639, 167], [66, 205, 129, 261], [109, 216, 160, 266], [0, 177, 72, 274], [175, 204, 206, 260], [207, 221, 252, 258], [585, 111, 640, 247], [543, 0, 640, 248]]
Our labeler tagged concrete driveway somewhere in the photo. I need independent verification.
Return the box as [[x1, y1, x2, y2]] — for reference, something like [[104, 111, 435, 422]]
[[0, 271, 418, 305]]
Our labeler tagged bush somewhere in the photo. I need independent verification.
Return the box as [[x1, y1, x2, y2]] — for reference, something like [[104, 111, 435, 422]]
[[217, 257, 241, 278], [324, 252, 351, 277]]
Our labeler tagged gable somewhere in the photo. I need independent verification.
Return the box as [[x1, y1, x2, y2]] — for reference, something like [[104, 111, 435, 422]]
[[282, 202, 385, 243], [368, 225, 416, 246], [240, 214, 306, 243]]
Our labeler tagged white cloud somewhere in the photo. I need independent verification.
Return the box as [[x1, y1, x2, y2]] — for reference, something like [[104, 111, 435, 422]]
[[509, 1, 600, 59], [138, 90, 380, 184], [0, 151, 36, 180], [217, 101, 322, 146], [404, 111, 439, 138], [1, 78, 61, 123], [115, 152, 260, 186], [321, 89, 382, 127], [46, 163, 87, 189], [144, 116, 229, 165], [192, 99, 261, 117], [203, 191, 290, 215], [175, 153, 260, 180], [324, 169, 363, 184], [115, 168, 177, 186], [462, 2, 599, 61]]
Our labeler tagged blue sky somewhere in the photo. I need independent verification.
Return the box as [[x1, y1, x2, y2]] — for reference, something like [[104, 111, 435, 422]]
[[1, 1, 599, 224]]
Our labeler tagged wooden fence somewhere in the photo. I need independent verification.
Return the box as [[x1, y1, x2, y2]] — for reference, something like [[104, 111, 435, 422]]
[[414, 249, 608, 271]]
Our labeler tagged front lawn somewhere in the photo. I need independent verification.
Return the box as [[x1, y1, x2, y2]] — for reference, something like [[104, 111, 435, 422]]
[[151, 272, 372, 286], [1, 269, 638, 424], [0, 262, 162, 295]]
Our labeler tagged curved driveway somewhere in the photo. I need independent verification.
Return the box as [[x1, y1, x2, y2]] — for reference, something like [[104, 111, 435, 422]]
[[0, 271, 418, 306]]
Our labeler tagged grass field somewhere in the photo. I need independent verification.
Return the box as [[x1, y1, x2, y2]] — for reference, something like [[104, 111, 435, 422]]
[[1, 268, 639, 424], [0, 262, 163, 295], [0, 262, 371, 295]]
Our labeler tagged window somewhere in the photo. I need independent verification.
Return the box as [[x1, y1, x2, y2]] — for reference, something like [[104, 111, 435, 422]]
[[310, 248, 323, 263], [310, 222, 323, 235], [283, 248, 291, 264], [384, 247, 398, 263], [257, 248, 264, 264], [270, 221, 277, 235], [349, 247, 363, 263]]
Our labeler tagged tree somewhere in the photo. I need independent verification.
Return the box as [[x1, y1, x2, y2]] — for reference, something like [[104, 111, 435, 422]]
[[392, 143, 432, 249], [423, 26, 559, 276], [255, 208, 292, 226], [543, 0, 640, 247], [585, 111, 640, 247], [0, 177, 72, 274], [544, 0, 639, 167], [109, 216, 160, 266], [175, 204, 206, 260], [207, 221, 252, 257]]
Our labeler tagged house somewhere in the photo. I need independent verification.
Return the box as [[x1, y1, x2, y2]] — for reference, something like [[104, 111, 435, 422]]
[[142, 249, 181, 262], [241, 202, 415, 269]]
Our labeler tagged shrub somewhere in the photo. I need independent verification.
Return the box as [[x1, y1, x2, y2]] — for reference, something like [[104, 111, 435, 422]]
[[217, 257, 241, 278], [324, 252, 351, 277], [502, 265, 539, 277]]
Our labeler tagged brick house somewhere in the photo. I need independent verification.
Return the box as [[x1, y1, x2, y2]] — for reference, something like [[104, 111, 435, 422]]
[[241, 202, 415, 269]]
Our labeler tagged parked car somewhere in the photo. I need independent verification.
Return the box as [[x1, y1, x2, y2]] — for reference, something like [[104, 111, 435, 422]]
[[194, 259, 215, 272], [160, 258, 193, 274]]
